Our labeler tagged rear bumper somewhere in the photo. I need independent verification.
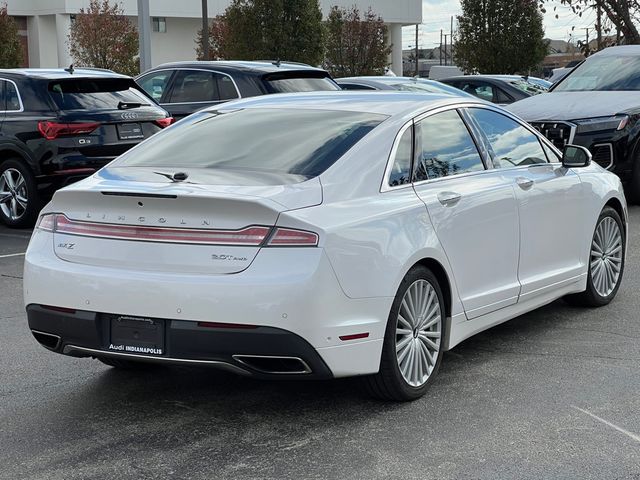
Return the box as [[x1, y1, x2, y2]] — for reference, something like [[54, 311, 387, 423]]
[[24, 230, 390, 378], [27, 304, 333, 378]]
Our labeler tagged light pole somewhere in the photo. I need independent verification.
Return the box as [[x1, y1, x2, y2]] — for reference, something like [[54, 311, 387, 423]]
[[137, 0, 152, 72], [202, 0, 209, 59]]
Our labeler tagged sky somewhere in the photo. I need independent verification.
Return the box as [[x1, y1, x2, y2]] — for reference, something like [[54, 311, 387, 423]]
[[402, 0, 601, 49]]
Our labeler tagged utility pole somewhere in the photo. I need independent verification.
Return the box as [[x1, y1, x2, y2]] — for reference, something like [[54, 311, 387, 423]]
[[137, 0, 151, 72], [440, 29, 443, 65], [583, 27, 591, 55], [201, 0, 209, 60], [450, 15, 454, 65], [444, 34, 449, 66], [596, 4, 602, 50], [415, 24, 419, 76]]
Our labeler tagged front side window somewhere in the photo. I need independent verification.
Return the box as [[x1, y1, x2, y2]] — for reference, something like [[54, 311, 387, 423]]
[[414, 109, 485, 181], [467, 108, 548, 168], [388, 125, 413, 187], [112, 108, 387, 179], [461, 82, 495, 102], [137, 71, 172, 101]]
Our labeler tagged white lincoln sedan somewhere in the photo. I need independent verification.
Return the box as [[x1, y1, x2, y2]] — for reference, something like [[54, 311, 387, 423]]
[[24, 92, 627, 401]]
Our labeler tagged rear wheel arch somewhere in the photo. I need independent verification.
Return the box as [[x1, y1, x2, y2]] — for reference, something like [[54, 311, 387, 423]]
[[0, 147, 38, 175]]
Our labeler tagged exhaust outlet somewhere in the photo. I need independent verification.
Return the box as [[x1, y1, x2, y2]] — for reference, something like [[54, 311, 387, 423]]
[[31, 330, 61, 351], [232, 355, 312, 374]]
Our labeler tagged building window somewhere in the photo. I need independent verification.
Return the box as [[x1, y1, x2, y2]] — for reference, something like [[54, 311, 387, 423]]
[[152, 17, 166, 33]]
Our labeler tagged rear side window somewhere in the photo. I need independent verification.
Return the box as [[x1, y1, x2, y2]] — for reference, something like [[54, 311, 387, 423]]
[[467, 108, 548, 167], [113, 108, 386, 179], [265, 75, 341, 93], [388, 126, 413, 187], [414, 109, 485, 180], [48, 79, 150, 111], [5, 81, 21, 111], [168, 70, 239, 103]]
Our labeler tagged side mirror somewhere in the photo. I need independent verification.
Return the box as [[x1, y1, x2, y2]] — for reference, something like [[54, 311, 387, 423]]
[[562, 144, 591, 168]]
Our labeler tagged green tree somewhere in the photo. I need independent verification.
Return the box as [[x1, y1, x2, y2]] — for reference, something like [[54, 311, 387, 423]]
[[68, 0, 139, 75], [324, 6, 392, 77], [222, 0, 324, 65], [0, 4, 23, 68], [456, 0, 548, 74]]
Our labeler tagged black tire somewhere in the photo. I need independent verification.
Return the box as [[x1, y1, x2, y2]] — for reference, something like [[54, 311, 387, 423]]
[[0, 158, 39, 228], [564, 206, 625, 307], [97, 356, 159, 369], [364, 265, 445, 402]]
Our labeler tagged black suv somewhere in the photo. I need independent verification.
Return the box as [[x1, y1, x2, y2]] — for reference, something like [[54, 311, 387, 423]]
[[0, 68, 172, 227], [136, 60, 340, 119], [508, 45, 640, 201]]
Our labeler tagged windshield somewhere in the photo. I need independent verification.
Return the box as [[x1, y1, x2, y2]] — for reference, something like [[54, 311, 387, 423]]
[[509, 80, 548, 95], [554, 55, 640, 91], [113, 108, 386, 178], [48, 78, 151, 110]]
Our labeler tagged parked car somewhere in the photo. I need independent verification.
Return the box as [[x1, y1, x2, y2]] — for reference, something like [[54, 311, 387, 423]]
[[136, 60, 340, 119], [25, 92, 626, 401], [336, 76, 473, 97], [508, 45, 640, 201], [441, 75, 547, 104], [0, 68, 172, 227]]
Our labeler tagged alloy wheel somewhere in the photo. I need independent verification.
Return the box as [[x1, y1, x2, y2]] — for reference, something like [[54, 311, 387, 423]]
[[0, 168, 28, 221], [395, 279, 442, 387], [590, 216, 623, 297]]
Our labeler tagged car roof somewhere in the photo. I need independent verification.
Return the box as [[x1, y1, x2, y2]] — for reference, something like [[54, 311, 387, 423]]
[[211, 91, 486, 117], [0, 68, 129, 79], [592, 45, 640, 57], [148, 60, 328, 75]]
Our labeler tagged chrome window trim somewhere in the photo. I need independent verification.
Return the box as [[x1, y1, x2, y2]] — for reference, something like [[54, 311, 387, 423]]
[[592, 142, 614, 169], [0, 78, 24, 113], [138, 67, 242, 105], [380, 102, 560, 192], [380, 120, 414, 192]]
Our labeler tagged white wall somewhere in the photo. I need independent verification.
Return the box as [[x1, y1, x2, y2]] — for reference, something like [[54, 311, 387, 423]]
[[151, 17, 201, 65]]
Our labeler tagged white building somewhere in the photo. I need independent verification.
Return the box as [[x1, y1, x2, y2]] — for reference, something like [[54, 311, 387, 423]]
[[6, 0, 422, 76]]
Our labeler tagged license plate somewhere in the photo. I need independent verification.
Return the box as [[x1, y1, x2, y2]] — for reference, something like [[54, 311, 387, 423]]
[[117, 123, 144, 140], [109, 315, 165, 355]]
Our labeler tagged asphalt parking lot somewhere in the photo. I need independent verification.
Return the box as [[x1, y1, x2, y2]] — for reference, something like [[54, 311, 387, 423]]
[[1, 211, 640, 480]]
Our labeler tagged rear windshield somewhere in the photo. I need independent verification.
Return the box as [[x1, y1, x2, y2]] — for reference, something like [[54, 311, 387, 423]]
[[48, 78, 151, 110], [113, 108, 386, 178], [264, 76, 341, 93]]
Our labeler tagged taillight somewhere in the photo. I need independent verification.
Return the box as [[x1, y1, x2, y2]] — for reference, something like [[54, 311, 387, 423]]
[[154, 117, 175, 128], [37, 214, 320, 247], [38, 213, 270, 245], [38, 121, 100, 140], [267, 228, 319, 247]]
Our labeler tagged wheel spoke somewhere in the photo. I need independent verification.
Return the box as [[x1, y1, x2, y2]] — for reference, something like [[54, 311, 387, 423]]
[[0, 192, 11, 204], [15, 195, 27, 209], [3, 170, 15, 189], [396, 335, 412, 353], [418, 334, 439, 352], [397, 314, 412, 330]]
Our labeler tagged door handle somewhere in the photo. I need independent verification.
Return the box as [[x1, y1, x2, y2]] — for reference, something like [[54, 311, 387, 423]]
[[516, 177, 534, 190], [437, 191, 462, 207]]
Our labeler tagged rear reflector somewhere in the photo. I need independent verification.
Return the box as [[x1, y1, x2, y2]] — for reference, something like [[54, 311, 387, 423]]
[[267, 227, 319, 247], [41, 304, 77, 314], [154, 117, 175, 128], [339, 332, 370, 341], [38, 121, 100, 140]]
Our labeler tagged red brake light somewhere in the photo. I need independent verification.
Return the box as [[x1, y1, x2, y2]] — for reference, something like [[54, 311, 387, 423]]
[[38, 121, 100, 140], [267, 228, 319, 247], [154, 117, 175, 128], [43, 214, 271, 246]]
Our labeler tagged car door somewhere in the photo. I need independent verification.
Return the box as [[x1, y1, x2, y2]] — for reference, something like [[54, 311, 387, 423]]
[[465, 107, 585, 300], [412, 108, 521, 319], [163, 69, 240, 120]]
